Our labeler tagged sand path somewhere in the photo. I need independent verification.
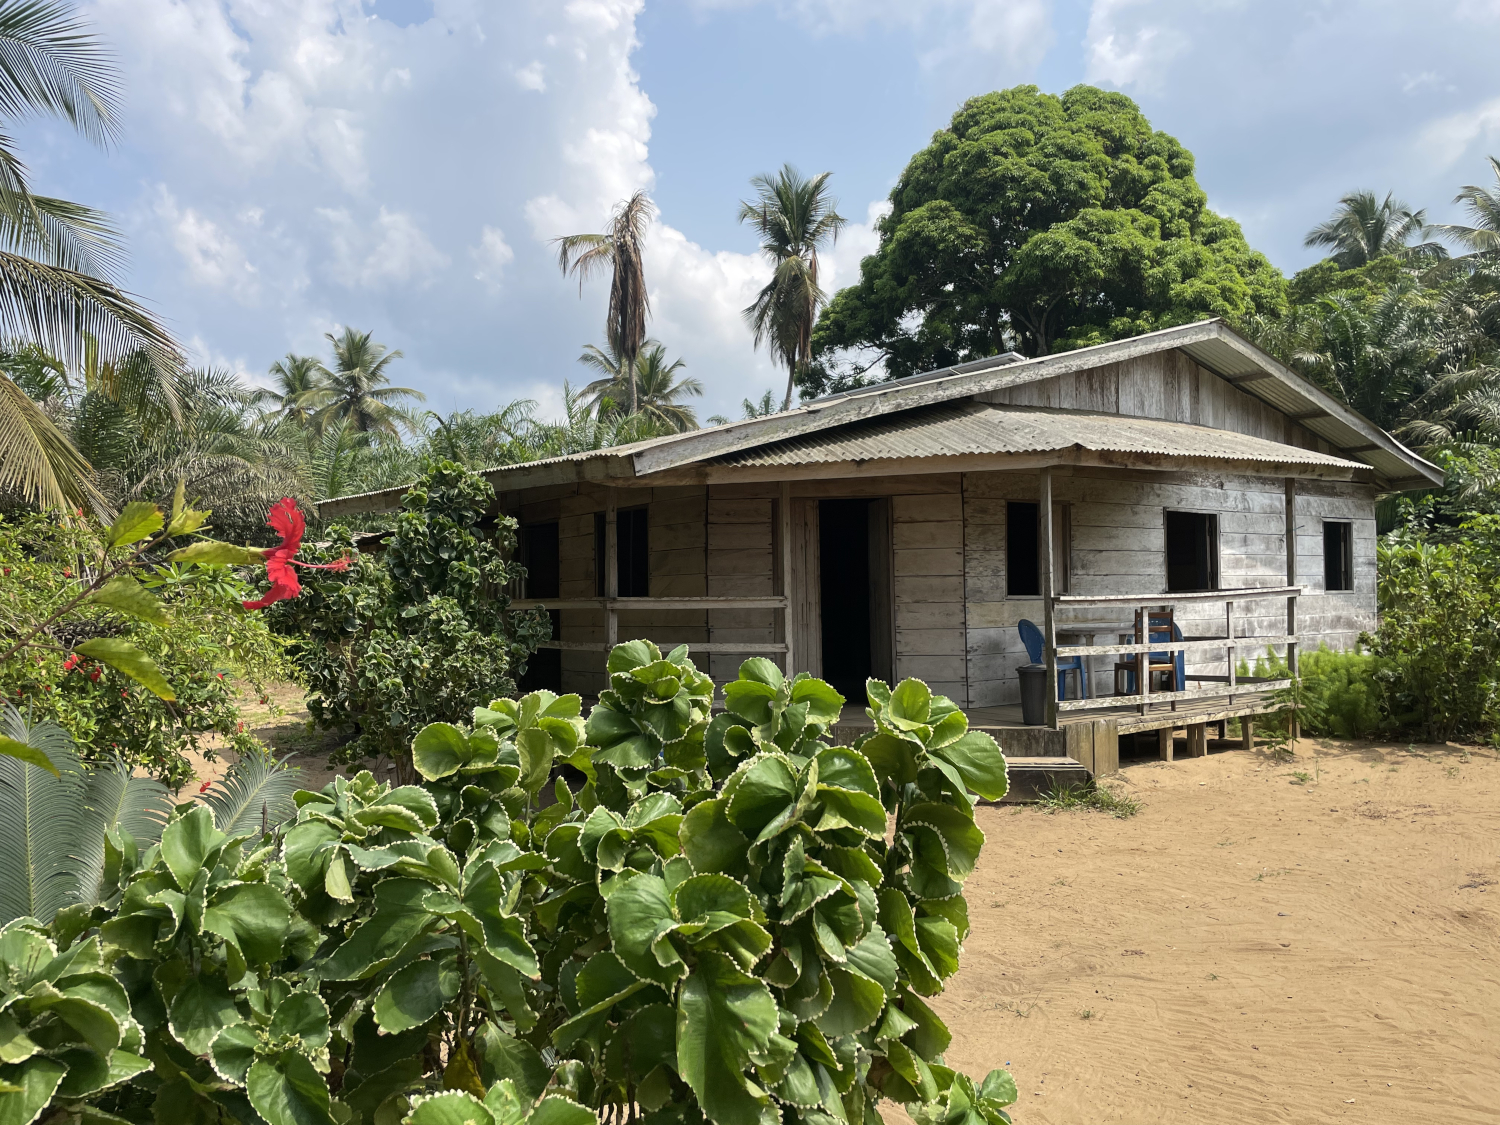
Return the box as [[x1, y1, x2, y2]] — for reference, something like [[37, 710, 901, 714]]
[[939, 739, 1499, 1123]]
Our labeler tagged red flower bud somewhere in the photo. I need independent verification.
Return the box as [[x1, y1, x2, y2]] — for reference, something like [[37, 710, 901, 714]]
[[198, 781, 212, 793], [62, 655, 79, 672], [62, 568, 71, 578], [89, 669, 100, 682], [120, 689, 128, 697]]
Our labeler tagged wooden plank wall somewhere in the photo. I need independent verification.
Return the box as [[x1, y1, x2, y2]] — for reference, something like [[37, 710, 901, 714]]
[[979, 350, 1334, 453], [891, 483, 967, 704], [963, 467, 1379, 707], [704, 484, 777, 684]]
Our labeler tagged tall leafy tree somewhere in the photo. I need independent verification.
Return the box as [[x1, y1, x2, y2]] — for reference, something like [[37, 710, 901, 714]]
[[578, 338, 702, 430], [554, 190, 655, 415], [1304, 189, 1446, 268], [312, 327, 423, 438], [740, 165, 845, 410], [812, 85, 1285, 384], [253, 353, 325, 427], [0, 0, 181, 516]]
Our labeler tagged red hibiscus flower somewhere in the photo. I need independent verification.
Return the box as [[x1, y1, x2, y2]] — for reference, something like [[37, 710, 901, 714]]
[[62, 654, 79, 672], [242, 498, 351, 610], [198, 781, 212, 793]]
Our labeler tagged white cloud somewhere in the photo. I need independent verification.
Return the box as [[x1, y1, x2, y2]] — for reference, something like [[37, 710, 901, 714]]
[[1084, 0, 1191, 91], [515, 61, 546, 91], [321, 207, 450, 289], [154, 187, 260, 303], [1419, 96, 1500, 172], [472, 226, 516, 289]]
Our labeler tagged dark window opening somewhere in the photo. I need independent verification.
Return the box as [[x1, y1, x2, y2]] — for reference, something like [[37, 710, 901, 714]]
[[617, 507, 649, 597], [1006, 501, 1039, 597], [594, 513, 606, 597], [1324, 521, 1353, 591], [1165, 510, 1219, 592], [519, 522, 561, 693], [819, 499, 874, 700]]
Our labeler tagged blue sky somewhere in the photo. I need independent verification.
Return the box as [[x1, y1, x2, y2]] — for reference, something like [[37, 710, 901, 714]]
[[21, 0, 1500, 421]]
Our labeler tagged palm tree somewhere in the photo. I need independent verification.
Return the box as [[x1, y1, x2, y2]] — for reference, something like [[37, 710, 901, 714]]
[[578, 340, 702, 431], [740, 165, 846, 411], [1304, 190, 1446, 268], [253, 353, 326, 428], [424, 400, 538, 468], [312, 327, 423, 438], [0, 1, 182, 516], [554, 191, 655, 415], [1433, 156, 1500, 260]]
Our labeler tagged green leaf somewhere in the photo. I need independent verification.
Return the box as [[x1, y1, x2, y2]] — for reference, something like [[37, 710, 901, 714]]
[[404, 1092, 492, 1125], [979, 1069, 1018, 1108], [271, 991, 330, 1048], [607, 640, 656, 673], [166, 541, 266, 565], [73, 639, 175, 701], [28, 985, 119, 1056], [248, 1052, 336, 1125], [320, 899, 437, 982], [0, 1015, 36, 1065], [0, 737, 57, 778], [528, 1099, 597, 1125], [412, 724, 469, 781], [107, 501, 164, 548], [816, 966, 886, 1037], [790, 678, 845, 724], [675, 951, 777, 1125], [515, 729, 553, 796], [88, 575, 170, 626], [902, 803, 985, 879], [374, 960, 458, 1034], [725, 755, 797, 840], [475, 1026, 548, 1101], [887, 680, 932, 727], [606, 874, 684, 988], [678, 798, 748, 876], [0, 1056, 66, 1125], [203, 883, 290, 964], [169, 974, 241, 1056], [552, 952, 649, 1050], [209, 1023, 259, 1085], [932, 731, 1009, 802], [160, 806, 227, 892], [54, 1048, 153, 1099]]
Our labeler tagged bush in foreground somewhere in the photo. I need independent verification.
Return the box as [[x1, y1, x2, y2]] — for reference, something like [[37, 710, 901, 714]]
[[0, 643, 1017, 1125]]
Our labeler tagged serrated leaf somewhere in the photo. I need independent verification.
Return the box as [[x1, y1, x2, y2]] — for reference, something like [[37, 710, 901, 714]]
[[248, 1052, 335, 1125], [515, 729, 553, 796], [678, 798, 747, 876], [54, 1048, 152, 1099], [210, 1023, 259, 1085], [160, 805, 226, 891], [203, 883, 290, 964], [88, 576, 169, 626], [0, 1055, 65, 1125], [374, 960, 458, 1034], [405, 1091, 493, 1125], [73, 639, 175, 701], [675, 951, 777, 1125], [168, 974, 240, 1056], [606, 874, 684, 988], [931, 731, 1009, 802], [412, 724, 469, 781], [107, 502, 163, 548]]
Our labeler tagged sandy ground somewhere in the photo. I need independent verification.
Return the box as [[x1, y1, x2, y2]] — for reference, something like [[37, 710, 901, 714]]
[[941, 737, 1500, 1124]]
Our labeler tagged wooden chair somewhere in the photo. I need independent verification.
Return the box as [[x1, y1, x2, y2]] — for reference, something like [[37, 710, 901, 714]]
[[1114, 608, 1182, 707]]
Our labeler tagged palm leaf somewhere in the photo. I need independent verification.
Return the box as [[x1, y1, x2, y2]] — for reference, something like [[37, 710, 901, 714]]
[[0, 705, 85, 924], [0, 0, 120, 144], [0, 368, 108, 515], [73, 760, 169, 905], [200, 750, 302, 837]]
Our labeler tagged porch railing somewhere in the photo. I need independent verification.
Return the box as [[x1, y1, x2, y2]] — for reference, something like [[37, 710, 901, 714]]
[[1041, 585, 1303, 728]]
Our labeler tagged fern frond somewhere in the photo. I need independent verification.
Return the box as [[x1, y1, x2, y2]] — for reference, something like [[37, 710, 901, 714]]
[[74, 759, 169, 904], [0, 704, 84, 924], [200, 750, 302, 837]]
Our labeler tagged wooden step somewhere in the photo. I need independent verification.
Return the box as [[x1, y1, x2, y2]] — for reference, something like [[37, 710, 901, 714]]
[[998, 755, 1090, 803]]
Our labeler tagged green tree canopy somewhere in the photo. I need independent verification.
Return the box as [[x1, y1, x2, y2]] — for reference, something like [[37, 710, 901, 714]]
[[811, 84, 1286, 386]]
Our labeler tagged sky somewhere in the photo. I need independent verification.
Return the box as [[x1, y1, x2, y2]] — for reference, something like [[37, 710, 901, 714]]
[[20, 0, 1500, 422]]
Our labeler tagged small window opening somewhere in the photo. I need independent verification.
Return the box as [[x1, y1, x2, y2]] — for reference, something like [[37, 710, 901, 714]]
[[1006, 501, 1039, 597], [1165, 510, 1219, 592], [1324, 521, 1353, 591], [519, 522, 561, 693], [617, 507, 649, 597]]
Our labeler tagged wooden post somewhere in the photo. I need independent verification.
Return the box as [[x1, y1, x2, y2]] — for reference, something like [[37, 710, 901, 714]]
[[1137, 604, 1151, 715], [1158, 726, 1173, 762], [1039, 469, 1058, 729], [604, 489, 618, 651], [1225, 599, 1236, 700], [1188, 723, 1207, 757], [780, 480, 795, 678], [1241, 718, 1254, 751], [1285, 479, 1300, 742]]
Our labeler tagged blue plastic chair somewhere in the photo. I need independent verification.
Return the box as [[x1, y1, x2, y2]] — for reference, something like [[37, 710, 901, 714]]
[[1018, 619, 1088, 700], [1116, 619, 1185, 694]]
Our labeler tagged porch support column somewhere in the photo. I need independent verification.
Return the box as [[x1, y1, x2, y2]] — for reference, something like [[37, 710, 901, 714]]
[[1284, 478, 1300, 742], [604, 488, 618, 651], [1040, 467, 1058, 729], [780, 480, 795, 677]]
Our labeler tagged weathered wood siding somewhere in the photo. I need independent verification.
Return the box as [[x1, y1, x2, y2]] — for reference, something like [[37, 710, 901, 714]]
[[963, 467, 1379, 706], [704, 484, 777, 684], [979, 349, 1334, 453]]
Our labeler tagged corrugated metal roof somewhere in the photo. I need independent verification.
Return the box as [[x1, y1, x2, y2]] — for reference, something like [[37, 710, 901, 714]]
[[710, 401, 1370, 471]]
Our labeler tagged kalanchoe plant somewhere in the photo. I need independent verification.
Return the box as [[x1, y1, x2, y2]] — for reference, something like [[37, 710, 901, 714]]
[[0, 643, 1016, 1125]]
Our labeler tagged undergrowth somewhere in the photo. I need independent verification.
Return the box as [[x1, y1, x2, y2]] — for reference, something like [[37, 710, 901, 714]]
[[1036, 780, 1141, 818]]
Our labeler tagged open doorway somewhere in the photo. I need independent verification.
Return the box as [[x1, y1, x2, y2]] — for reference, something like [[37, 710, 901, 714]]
[[816, 499, 893, 700]]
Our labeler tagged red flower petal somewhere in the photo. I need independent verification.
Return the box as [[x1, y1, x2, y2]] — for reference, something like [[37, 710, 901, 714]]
[[266, 498, 305, 554]]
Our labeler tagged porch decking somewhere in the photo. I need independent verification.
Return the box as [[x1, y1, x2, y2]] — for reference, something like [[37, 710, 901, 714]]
[[829, 688, 1284, 781]]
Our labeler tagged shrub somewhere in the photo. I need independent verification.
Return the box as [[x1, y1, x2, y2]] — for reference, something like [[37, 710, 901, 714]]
[[1369, 531, 1500, 740], [0, 646, 1017, 1125], [271, 461, 550, 768], [0, 508, 291, 785]]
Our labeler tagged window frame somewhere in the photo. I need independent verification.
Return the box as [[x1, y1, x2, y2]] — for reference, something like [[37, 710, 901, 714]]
[[1163, 508, 1220, 593], [1323, 520, 1354, 592]]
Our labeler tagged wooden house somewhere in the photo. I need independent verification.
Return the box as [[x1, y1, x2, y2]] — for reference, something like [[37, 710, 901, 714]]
[[321, 320, 1440, 782]]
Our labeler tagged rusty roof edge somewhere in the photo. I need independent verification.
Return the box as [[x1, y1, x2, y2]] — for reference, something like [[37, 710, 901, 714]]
[[1189, 323, 1444, 488]]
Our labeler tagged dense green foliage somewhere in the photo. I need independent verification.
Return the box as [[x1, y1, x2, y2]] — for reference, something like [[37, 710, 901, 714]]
[[810, 84, 1285, 387], [270, 462, 549, 767], [0, 646, 1015, 1125], [0, 509, 288, 785]]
